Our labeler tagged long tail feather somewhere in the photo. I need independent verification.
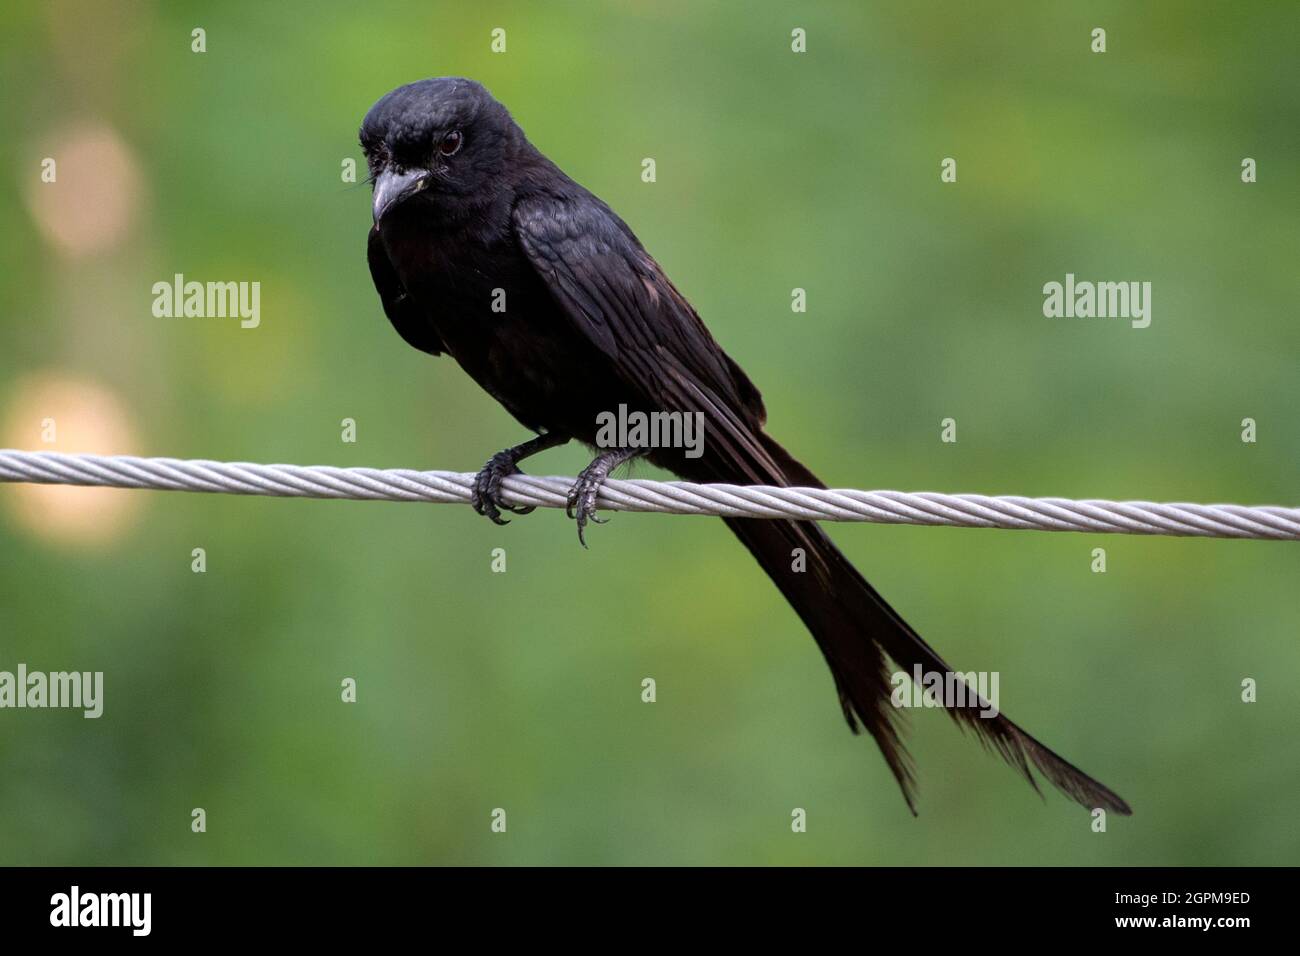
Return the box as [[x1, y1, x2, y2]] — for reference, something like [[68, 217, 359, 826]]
[[707, 430, 1131, 815]]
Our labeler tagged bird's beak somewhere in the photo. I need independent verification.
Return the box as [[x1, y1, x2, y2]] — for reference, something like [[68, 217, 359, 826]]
[[372, 168, 428, 223]]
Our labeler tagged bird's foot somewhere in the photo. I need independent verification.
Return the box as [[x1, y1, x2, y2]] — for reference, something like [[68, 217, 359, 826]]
[[469, 432, 571, 525], [566, 447, 640, 547], [565, 467, 609, 547], [470, 450, 535, 525]]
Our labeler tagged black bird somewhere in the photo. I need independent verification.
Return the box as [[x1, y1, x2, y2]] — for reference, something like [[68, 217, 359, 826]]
[[361, 77, 1130, 816]]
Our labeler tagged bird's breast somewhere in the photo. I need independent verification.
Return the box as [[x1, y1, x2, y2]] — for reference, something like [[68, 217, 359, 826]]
[[381, 219, 620, 438]]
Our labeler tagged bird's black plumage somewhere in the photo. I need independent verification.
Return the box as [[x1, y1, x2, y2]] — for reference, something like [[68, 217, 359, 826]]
[[361, 77, 1130, 816]]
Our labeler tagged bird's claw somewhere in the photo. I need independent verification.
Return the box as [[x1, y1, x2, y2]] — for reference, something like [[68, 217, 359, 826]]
[[470, 451, 534, 525], [566, 467, 611, 548]]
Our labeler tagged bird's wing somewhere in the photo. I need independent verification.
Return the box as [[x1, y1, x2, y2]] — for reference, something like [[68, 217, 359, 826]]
[[513, 189, 1130, 817], [367, 225, 444, 356], [512, 191, 766, 432]]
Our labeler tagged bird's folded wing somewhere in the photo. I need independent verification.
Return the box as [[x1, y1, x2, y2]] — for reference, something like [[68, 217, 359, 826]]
[[367, 226, 445, 356], [511, 192, 766, 431]]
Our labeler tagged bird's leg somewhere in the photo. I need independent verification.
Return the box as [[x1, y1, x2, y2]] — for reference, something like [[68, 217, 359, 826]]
[[471, 431, 570, 525], [566, 447, 643, 547]]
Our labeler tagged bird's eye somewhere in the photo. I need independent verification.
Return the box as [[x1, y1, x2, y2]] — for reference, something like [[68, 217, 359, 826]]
[[438, 130, 463, 156]]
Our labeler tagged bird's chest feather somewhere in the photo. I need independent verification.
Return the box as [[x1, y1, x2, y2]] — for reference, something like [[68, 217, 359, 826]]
[[381, 213, 601, 431]]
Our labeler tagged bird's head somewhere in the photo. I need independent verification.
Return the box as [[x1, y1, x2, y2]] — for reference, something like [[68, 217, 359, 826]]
[[360, 77, 516, 224]]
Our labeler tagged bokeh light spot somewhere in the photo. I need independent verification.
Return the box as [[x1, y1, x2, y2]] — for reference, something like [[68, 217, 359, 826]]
[[3, 372, 143, 548]]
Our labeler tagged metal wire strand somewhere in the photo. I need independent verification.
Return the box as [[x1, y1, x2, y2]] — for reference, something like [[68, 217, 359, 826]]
[[1, 449, 1296, 539]]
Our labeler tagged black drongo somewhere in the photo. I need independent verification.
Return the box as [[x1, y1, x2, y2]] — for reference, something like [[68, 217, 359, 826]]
[[361, 77, 1129, 816]]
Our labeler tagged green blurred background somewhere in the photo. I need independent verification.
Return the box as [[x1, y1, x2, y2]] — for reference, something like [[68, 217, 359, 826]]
[[0, 1, 1296, 865]]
